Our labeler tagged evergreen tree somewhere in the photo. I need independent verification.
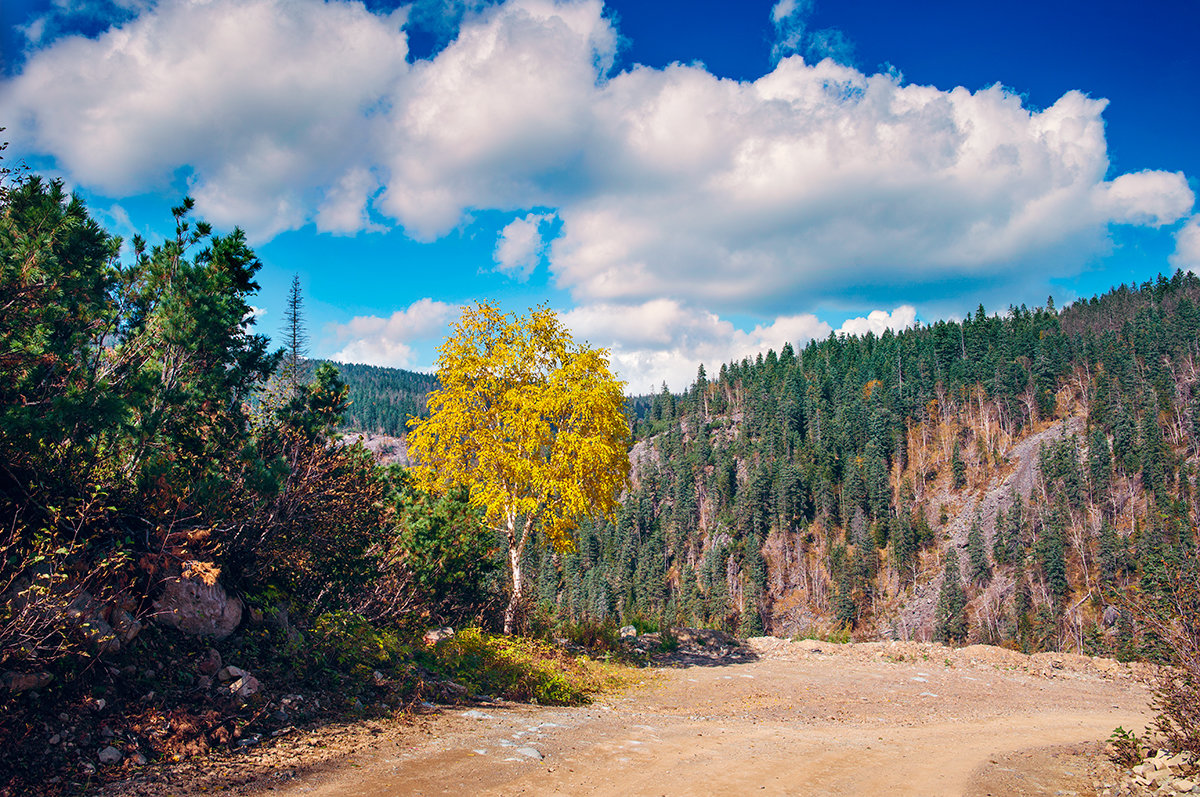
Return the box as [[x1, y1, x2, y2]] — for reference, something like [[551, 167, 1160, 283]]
[[1013, 554, 1033, 651], [967, 516, 990, 585], [950, 439, 966, 488], [1087, 427, 1112, 504], [934, 548, 968, 644], [1035, 508, 1069, 605], [992, 505, 1010, 565], [281, 273, 310, 394], [1098, 520, 1126, 585], [738, 579, 764, 637]]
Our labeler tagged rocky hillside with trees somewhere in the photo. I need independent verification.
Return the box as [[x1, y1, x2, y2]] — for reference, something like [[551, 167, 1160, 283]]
[[523, 272, 1200, 661]]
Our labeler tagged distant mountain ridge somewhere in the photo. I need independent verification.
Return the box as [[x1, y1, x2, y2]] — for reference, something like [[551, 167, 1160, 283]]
[[318, 360, 439, 436]]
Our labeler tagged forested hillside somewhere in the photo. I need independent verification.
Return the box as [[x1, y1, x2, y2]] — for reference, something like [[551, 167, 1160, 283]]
[[523, 272, 1200, 657], [322, 360, 438, 435]]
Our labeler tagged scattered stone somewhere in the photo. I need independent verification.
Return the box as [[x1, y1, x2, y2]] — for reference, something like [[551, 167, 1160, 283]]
[[112, 609, 143, 644], [516, 747, 544, 760], [461, 709, 494, 719], [423, 626, 455, 645], [228, 674, 262, 704], [98, 745, 123, 765], [130, 752, 148, 766], [197, 675, 213, 690], [197, 647, 222, 676], [2, 671, 53, 692], [372, 670, 387, 686], [217, 665, 248, 682], [619, 625, 637, 638], [152, 572, 243, 638]]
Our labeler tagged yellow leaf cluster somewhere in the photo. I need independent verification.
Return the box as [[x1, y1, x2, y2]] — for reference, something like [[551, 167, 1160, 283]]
[[406, 303, 631, 552]]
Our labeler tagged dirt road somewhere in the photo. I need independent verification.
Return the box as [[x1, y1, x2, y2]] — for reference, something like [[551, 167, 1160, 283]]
[[264, 638, 1151, 797]]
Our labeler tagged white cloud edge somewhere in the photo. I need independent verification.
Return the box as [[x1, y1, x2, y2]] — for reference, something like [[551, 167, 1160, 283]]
[[324, 297, 920, 391]]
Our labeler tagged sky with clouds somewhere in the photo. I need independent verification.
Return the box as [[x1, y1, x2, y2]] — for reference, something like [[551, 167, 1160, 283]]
[[2, 0, 1198, 392]]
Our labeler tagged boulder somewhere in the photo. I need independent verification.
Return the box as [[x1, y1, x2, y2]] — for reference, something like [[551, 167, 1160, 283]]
[[423, 627, 454, 645], [1102, 605, 1121, 628], [97, 746, 122, 765], [217, 665, 247, 682], [2, 671, 53, 692], [79, 617, 121, 656], [228, 675, 261, 703], [196, 648, 222, 676], [112, 610, 143, 644], [619, 625, 637, 638], [65, 592, 121, 655], [152, 574, 242, 638]]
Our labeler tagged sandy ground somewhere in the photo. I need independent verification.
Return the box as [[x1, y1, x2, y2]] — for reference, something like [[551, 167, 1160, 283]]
[[236, 638, 1152, 797]]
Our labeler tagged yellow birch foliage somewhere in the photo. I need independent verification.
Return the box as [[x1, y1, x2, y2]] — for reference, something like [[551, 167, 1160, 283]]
[[406, 303, 630, 552]]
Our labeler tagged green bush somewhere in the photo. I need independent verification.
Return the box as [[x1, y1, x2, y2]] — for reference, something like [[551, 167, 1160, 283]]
[[428, 627, 617, 705]]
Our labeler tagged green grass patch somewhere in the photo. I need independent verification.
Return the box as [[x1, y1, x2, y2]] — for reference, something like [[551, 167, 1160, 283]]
[[427, 627, 634, 706]]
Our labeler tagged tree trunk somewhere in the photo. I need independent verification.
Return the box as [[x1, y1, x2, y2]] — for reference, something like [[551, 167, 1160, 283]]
[[503, 514, 531, 635], [504, 543, 523, 635]]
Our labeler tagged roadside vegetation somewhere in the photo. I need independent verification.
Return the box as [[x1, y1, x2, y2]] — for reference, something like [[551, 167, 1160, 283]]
[[0, 161, 634, 795]]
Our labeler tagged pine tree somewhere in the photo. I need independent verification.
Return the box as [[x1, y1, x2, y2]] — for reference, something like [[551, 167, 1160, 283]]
[[1087, 427, 1112, 504], [967, 516, 990, 585], [738, 579, 764, 637], [950, 439, 966, 488], [281, 274, 310, 394], [1098, 520, 1125, 585], [1035, 508, 1069, 606], [1013, 554, 1033, 651], [934, 548, 968, 645], [992, 506, 1009, 565], [890, 512, 915, 583]]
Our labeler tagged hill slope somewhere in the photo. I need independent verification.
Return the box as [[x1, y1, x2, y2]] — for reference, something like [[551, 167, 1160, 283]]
[[519, 270, 1200, 656]]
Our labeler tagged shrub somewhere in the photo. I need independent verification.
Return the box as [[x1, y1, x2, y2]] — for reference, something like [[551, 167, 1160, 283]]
[[1120, 544, 1200, 755], [427, 627, 624, 705]]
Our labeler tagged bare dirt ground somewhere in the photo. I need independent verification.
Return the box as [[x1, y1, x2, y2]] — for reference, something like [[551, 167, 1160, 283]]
[[122, 637, 1150, 797]]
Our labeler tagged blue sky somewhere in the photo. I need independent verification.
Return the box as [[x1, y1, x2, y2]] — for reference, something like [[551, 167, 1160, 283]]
[[2, 0, 1198, 392]]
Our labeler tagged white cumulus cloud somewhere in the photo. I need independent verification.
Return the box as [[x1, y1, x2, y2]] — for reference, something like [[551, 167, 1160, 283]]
[[837, 306, 918, 337], [494, 212, 554, 279], [3, 0, 410, 240], [563, 300, 831, 392], [3, 0, 1193, 312], [328, 298, 455, 368], [1171, 215, 1200, 273]]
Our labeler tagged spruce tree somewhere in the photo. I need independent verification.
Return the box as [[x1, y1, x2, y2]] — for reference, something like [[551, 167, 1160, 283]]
[[934, 548, 968, 645], [950, 439, 966, 488], [967, 516, 990, 585], [1088, 428, 1112, 503], [281, 274, 310, 394], [992, 506, 1009, 565]]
